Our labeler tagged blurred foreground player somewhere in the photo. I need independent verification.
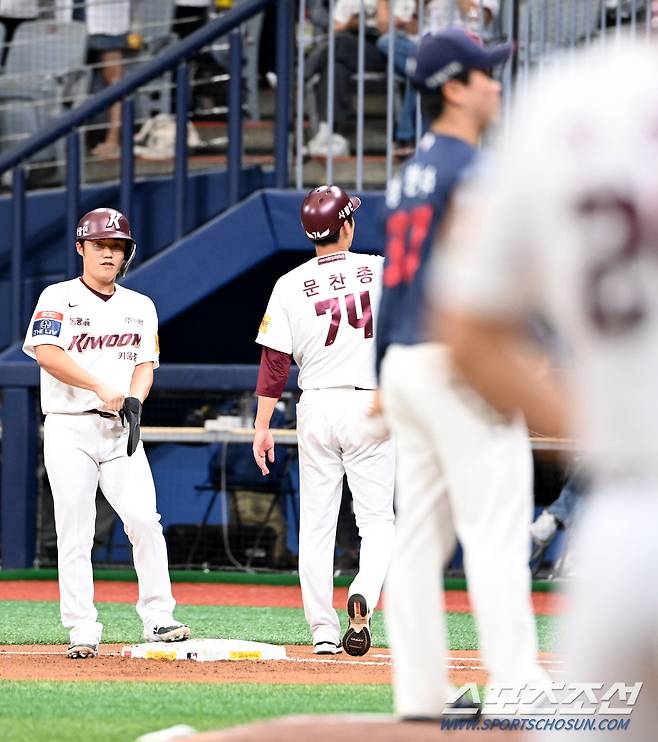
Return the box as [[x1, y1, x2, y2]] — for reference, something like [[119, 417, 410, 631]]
[[437, 39, 658, 738], [376, 29, 548, 719], [23, 208, 189, 658], [253, 186, 395, 656]]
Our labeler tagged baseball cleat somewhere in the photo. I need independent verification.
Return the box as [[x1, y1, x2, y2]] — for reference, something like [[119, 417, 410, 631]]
[[313, 641, 343, 655], [67, 643, 98, 659], [342, 593, 371, 656], [145, 623, 191, 642]]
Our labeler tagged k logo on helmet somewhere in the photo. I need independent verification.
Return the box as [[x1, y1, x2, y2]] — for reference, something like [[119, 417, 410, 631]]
[[106, 212, 121, 230]]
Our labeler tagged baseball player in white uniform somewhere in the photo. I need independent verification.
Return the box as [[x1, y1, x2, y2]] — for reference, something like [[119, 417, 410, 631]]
[[252, 185, 395, 656], [23, 208, 190, 659], [436, 39, 658, 738]]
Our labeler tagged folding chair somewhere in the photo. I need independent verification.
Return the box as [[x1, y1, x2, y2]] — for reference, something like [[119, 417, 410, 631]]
[[191, 439, 298, 571]]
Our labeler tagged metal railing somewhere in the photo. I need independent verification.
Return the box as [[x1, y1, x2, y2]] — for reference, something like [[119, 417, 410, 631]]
[[2, 0, 291, 346], [293, 0, 654, 190]]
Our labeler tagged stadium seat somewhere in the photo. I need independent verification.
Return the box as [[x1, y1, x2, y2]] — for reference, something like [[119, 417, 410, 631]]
[[0, 20, 88, 166]]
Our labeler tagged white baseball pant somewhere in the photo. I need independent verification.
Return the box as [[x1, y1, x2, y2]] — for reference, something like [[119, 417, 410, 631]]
[[296, 387, 395, 645], [44, 413, 176, 646], [381, 343, 547, 718]]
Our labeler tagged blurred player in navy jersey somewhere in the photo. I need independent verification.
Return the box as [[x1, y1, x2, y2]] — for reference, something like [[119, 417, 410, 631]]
[[375, 28, 548, 719]]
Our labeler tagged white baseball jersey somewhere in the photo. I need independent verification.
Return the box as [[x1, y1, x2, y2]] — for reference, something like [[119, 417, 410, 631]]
[[256, 251, 383, 390], [436, 39, 658, 479], [23, 278, 159, 414]]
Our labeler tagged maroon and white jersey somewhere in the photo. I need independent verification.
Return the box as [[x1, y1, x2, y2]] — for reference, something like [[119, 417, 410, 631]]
[[23, 278, 159, 414], [256, 250, 383, 390]]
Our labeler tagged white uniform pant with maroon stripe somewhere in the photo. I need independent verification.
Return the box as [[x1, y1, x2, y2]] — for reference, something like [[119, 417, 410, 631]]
[[44, 413, 176, 646], [296, 388, 395, 645], [380, 343, 547, 718]]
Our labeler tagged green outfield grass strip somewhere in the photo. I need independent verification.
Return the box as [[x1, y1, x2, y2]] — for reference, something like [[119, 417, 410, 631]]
[[0, 681, 394, 742], [0, 601, 559, 652], [0, 568, 562, 592]]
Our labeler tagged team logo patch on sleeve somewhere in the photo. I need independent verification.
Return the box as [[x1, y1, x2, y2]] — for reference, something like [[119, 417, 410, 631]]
[[259, 315, 271, 334], [32, 311, 63, 337]]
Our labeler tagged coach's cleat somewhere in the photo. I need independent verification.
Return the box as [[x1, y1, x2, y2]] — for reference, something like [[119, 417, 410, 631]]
[[67, 643, 98, 659], [313, 641, 343, 655], [342, 593, 372, 657], [145, 623, 191, 643]]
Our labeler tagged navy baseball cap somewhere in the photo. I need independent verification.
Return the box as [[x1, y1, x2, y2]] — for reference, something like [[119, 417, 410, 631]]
[[410, 28, 512, 92]]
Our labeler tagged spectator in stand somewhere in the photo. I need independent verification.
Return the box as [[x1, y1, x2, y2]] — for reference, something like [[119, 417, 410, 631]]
[[55, 0, 131, 159], [0, 0, 39, 65], [305, 0, 411, 157], [428, 0, 500, 42], [377, 1, 499, 154], [376, 1, 418, 154]]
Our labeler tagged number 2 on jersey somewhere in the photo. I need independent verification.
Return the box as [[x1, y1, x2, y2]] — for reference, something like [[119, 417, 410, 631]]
[[314, 291, 373, 346]]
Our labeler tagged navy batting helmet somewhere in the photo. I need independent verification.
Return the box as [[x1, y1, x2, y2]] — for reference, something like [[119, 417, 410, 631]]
[[76, 208, 136, 277], [301, 185, 361, 241]]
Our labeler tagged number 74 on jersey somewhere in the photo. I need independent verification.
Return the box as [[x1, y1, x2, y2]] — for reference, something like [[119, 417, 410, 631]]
[[314, 290, 373, 347]]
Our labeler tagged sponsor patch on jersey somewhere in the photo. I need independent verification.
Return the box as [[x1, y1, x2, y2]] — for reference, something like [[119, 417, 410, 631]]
[[35, 310, 63, 321], [259, 314, 271, 334], [32, 311, 64, 337], [317, 253, 346, 265]]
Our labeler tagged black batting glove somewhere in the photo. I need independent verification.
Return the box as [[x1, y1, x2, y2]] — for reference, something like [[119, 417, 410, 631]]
[[119, 396, 143, 456]]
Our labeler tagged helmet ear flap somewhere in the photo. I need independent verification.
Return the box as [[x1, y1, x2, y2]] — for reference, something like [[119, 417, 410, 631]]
[[119, 241, 137, 278]]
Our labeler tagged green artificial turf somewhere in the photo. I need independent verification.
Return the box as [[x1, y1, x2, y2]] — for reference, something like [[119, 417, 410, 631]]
[[0, 681, 394, 742], [0, 601, 559, 652]]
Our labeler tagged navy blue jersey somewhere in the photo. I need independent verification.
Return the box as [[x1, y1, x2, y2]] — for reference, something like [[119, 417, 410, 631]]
[[375, 132, 477, 376]]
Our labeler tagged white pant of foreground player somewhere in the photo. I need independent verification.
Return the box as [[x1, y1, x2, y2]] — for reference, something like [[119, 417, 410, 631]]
[[562, 483, 658, 740], [44, 413, 177, 646], [381, 343, 547, 718], [296, 388, 395, 646]]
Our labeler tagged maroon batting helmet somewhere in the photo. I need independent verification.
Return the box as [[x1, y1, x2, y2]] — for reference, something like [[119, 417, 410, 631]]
[[76, 207, 136, 277], [300, 185, 361, 241]]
